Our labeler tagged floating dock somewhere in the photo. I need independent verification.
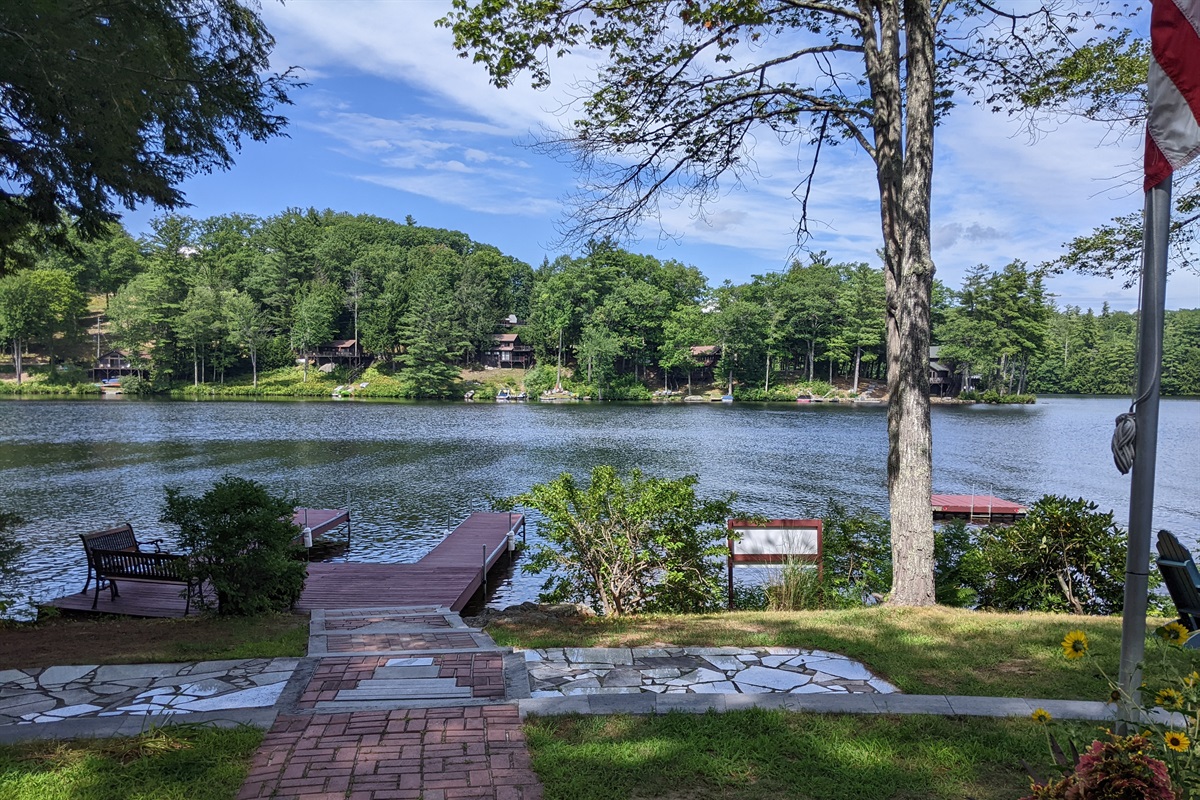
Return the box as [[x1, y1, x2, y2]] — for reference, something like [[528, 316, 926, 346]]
[[931, 494, 1026, 524], [46, 511, 525, 618]]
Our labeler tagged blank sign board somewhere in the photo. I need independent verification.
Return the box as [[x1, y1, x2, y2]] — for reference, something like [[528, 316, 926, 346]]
[[727, 519, 823, 564]]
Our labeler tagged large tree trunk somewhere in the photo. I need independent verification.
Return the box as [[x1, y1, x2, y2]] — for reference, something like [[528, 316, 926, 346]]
[[864, 0, 936, 606]]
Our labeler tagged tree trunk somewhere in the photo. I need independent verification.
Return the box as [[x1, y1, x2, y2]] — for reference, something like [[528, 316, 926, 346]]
[[765, 352, 771, 392], [555, 328, 564, 391], [852, 346, 862, 395], [251, 347, 258, 388], [866, 0, 936, 606], [12, 339, 22, 385], [807, 339, 815, 382]]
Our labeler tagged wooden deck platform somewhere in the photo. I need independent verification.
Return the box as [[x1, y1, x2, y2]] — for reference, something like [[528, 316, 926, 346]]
[[45, 511, 525, 618], [932, 494, 1026, 524]]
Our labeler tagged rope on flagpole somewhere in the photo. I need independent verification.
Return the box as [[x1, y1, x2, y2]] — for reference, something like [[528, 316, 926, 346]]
[[1112, 411, 1137, 474]]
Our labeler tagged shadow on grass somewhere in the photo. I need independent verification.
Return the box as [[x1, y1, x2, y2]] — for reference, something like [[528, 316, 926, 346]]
[[526, 709, 1049, 800]]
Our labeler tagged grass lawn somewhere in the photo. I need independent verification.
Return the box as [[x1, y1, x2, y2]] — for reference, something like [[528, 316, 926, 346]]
[[0, 612, 309, 669], [0, 723, 262, 800], [488, 605, 1200, 701], [527, 709, 1051, 800]]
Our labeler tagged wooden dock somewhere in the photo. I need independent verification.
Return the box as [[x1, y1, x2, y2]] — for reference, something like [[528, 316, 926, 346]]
[[932, 494, 1026, 524], [46, 511, 525, 618]]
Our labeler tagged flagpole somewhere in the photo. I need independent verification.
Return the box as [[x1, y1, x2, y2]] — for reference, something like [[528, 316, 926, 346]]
[[1116, 174, 1171, 731]]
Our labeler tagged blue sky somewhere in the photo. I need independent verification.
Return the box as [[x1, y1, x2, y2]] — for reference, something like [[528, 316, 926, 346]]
[[121, 0, 1200, 312]]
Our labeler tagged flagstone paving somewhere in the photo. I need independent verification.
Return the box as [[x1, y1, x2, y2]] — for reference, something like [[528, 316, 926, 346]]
[[0, 658, 298, 725], [521, 646, 899, 697]]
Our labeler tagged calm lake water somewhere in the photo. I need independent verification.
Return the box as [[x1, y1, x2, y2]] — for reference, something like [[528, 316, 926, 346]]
[[0, 395, 1196, 610]]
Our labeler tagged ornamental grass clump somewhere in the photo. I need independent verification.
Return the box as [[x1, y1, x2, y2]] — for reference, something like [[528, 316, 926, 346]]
[[1024, 626, 1199, 799]]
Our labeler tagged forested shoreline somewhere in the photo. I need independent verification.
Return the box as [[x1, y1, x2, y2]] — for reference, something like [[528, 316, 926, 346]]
[[1, 209, 1197, 399]]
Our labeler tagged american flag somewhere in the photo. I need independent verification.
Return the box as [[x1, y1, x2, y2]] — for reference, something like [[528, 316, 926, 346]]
[[1145, 0, 1200, 191]]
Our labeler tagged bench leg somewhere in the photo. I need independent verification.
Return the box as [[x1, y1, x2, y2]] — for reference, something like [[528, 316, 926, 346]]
[[91, 579, 116, 609], [81, 569, 92, 595]]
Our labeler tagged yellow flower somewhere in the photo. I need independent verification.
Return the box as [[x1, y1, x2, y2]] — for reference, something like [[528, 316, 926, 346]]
[[1155, 688, 1185, 710], [1184, 671, 1200, 688], [1031, 708, 1052, 723], [1157, 622, 1190, 647], [1106, 688, 1122, 704], [1061, 630, 1088, 660], [1164, 730, 1191, 752]]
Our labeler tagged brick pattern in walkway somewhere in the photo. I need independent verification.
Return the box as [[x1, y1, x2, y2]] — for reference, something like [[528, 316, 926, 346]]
[[299, 654, 506, 708], [237, 705, 542, 800]]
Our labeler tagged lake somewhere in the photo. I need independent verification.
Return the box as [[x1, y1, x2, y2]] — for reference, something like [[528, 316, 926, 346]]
[[0, 395, 1196, 610]]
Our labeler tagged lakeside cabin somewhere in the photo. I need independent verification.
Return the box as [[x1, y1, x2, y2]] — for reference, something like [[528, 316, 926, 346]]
[[483, 333, 534, 369], [91, 349, 147, 383]]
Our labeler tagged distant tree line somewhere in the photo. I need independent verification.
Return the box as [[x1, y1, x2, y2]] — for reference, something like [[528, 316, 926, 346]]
[[0, 210, 1197, 398]]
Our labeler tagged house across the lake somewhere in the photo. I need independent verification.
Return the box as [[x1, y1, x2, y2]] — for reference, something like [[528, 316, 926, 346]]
[[483, 333, 533, 369], [91, 349, 147, 382]]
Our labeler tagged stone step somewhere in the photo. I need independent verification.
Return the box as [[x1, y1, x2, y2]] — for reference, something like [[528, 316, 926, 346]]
[[335, 686, 473, 700], [372, 666, 442, 679], [354, 679, 465, 691]]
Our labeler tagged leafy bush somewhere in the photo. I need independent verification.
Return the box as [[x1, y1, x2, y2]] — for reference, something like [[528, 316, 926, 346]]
[[0, 512, 25, 616], [967, 495, 1151, 615], [161, 476, 307, 616], [959, 389, 1036, 404], [523, 364, 559, 397], [817, 501, 894, 607], [498, 466, 735, 615], [119, 374, 154, 395]]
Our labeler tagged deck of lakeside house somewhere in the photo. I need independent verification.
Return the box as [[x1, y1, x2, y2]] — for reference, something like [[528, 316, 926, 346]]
[[46, 511, 525, 618]]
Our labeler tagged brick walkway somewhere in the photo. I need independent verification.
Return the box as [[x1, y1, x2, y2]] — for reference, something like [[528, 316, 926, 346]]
[[238, 605, 543, 800], [237, 706, 541, 800]]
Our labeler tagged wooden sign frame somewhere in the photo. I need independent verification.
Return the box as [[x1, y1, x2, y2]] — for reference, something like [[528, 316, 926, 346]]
[[726, 518, 824, 609]]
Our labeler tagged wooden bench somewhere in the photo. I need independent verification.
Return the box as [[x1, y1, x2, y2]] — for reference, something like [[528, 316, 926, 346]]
[[79, 523, 164, 595], [89, 548, 203, 615]]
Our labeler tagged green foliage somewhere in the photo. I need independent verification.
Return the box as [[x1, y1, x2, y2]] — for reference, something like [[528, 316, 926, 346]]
[[0, 0, 298, 251], [522, 364, 558, 397], [959, 389, 1036, 404], [765, 562, 823, 612], [0, 512, 25, 616], [498, 466, 735, 615], [967, 496, 1150, 615], [160, 476, 306, 616], [817, 501, 894, 607]]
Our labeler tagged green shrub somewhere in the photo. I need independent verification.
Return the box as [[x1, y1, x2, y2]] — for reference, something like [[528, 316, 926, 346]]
[[523, 364, 559, 397], [966, 495, 1152, 615], [497, 466, 735, 615], [161, 476, 307, 616], [119, 374, 154, 395], [818, 501, 894, 607]]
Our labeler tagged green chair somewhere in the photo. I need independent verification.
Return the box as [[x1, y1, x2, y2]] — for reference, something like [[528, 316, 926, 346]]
[[1155, 530, 1200, 648]]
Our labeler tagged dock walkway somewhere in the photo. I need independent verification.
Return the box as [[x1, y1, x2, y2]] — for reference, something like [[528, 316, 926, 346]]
[[46, 511, 525, 617]]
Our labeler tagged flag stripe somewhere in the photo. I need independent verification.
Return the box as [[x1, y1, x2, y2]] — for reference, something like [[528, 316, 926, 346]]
[[1145, 0, 1200, 190]]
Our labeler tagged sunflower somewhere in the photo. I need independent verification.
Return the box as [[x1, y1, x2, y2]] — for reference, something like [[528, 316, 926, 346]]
[[1061, 630, 1088, 660], [1031, 708, 1052, 723], [1184, 671, 1200, 689], [1106, 688, 1122, 704], [1164, 730, 1191, 752], [1155, 688, 1185, 710], [1156, 622, 1190, 647]]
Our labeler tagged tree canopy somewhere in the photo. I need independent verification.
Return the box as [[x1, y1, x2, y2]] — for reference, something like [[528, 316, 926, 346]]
[[0, 0, 300, 265]]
